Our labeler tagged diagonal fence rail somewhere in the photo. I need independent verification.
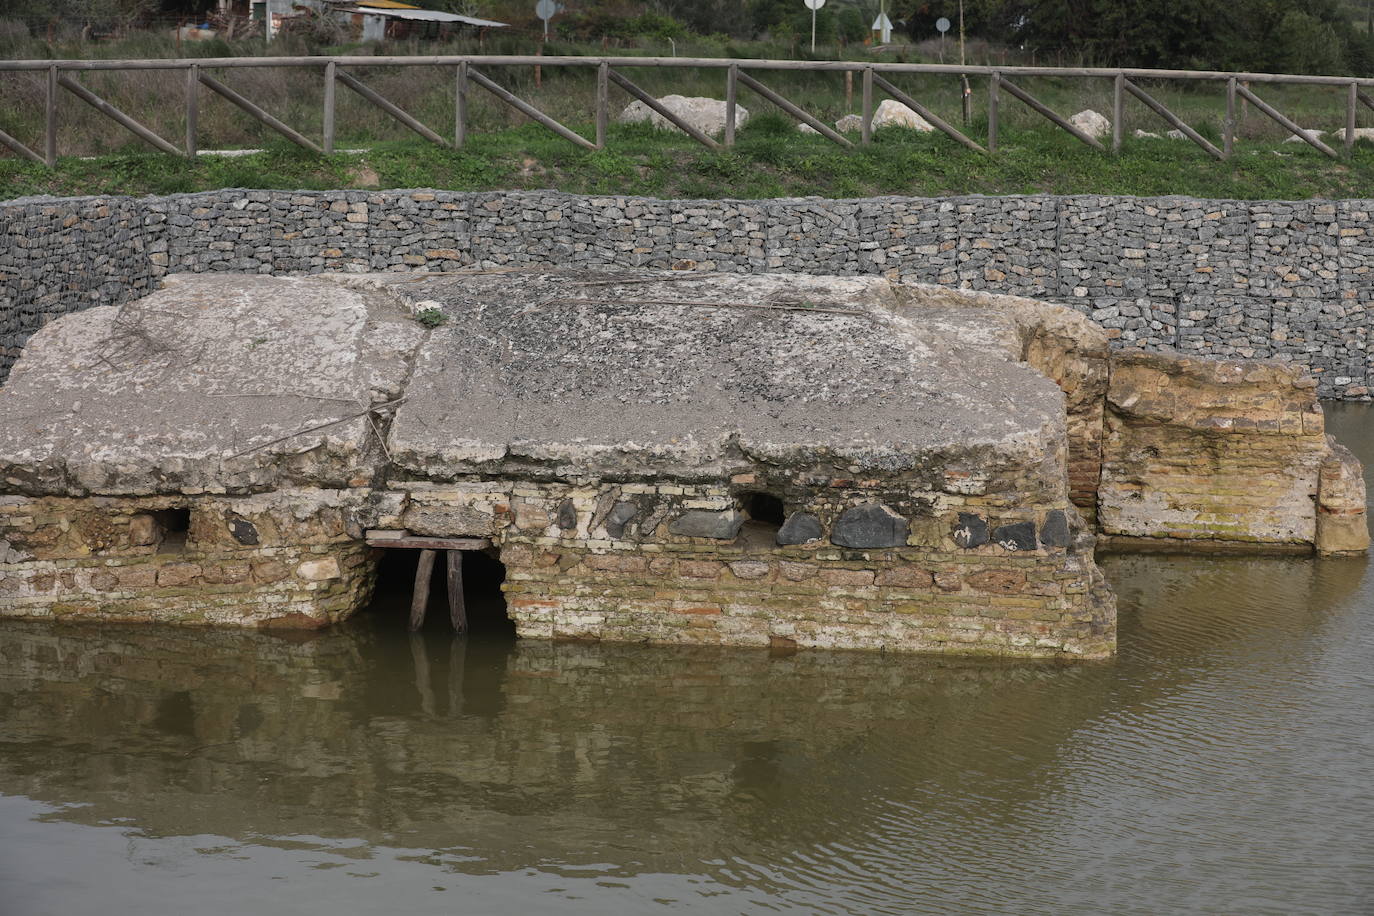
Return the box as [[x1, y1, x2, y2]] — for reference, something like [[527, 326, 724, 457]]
[[4, 54, 1374, 166]]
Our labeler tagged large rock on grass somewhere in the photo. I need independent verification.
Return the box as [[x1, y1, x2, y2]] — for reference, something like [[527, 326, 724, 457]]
[[870, 99, 934, 131], [1068, 109, 1111, 139], [618, 95, 749, 137]]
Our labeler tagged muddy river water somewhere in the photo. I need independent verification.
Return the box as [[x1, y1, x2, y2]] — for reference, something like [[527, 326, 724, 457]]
[[2, 406, 1372, 915]]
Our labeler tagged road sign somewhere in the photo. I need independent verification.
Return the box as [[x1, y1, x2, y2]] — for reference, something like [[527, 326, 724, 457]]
[[872, 12, 892, 44], [534, 0, 555, 40], [803, 0, 825, 51], [936, 17, 950, 33]]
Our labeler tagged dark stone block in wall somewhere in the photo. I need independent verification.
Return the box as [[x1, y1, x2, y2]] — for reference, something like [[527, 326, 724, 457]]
[[1038, 510, 1071, 548], [605, 501, 638, 538], [993, 521, 1037, 552], [777, 512, 823, 545], [669, 509, 746, 540], [952, 512, 988, 549], [229, 517, 259, 546], [557, 498, 577, 531], [831, 504, 908, 549]]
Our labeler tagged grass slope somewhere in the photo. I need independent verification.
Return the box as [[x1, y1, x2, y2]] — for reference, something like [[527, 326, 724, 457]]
[[5, 118, 1374, 201]]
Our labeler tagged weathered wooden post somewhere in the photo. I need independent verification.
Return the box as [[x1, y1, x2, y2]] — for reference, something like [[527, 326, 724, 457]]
[[1348, 81, 1358, 157], [455, 60, 468, 148], [724, 64, 738, 146], [447, 551, 467, 634], [1224, 77, 1236, 159], [322, 61, 335, 154], [987, 70, 999, 153], [861, 66, 873, 145], [409, 548, 436, 630], [596, 60, 609, 149], [186, 64, 199, 158], [1112, 72, 1123, 153], [45, 64, 57, 167]]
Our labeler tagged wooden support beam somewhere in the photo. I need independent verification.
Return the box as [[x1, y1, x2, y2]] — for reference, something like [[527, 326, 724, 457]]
[[1122, 78, 1224, 160], [0, 127, 44, 164], [608, 68, 719, 149], [409, 548, 436, 631], [185, 65, 198, 157], [337, 69, 449, 148], [724, 64, 738, 146], [447, 550, 467, 635], [595, 60, 609, 149], [735, 70, 853, 148], [199, 72, 323, 153], [998, 77, 1106, 150], [987, 71, 998, 152], [870, 73, 987, 153], [58, 74, 182, 157], [1235, 82, 1337, 159], [366, 534, 492, 550], [467, 66, 596, 149], [45, 65, 57, 167]]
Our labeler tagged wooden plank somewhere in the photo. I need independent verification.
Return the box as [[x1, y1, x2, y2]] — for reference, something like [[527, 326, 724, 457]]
[[0, 127, 44, 164], [987, 71, 998, 152], [58, 74, 183, 157], [45, 65, 57, 167], [185, 65, 198, 157], [861, 66, 873, 145], [337, 69, 449, 148], [447, 550, 467, 635], [409, 548, 436, 631], [322, 61, 335, 154], [367, 535, 492, 551], [467, 66, 595, 149], [1236, 82, 1338, 159], [998, 77, 1105, 151], [1112, 72, 1123, 153], [608, 68, 719, 149], [1122, 78, 1224, 160], [724, 64, 737, 146], [595, 60, 609, 149], [736, 70, 853, 148], [870, 73, 987, 153], [199, 72, 322, 153]]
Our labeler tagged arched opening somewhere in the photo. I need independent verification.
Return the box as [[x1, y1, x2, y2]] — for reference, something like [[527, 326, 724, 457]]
[[366, 548, 514, 638]]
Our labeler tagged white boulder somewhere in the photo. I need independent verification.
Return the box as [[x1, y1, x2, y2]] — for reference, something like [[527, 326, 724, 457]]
[[1283, 129, 1325, 143], [1068, 109, 1111, 139], [618, 95, 749, 137], [1134, 129, 1161, 139], [1332, 127, 1374, 143], [1166, 129, 1187, 140], [871, 99, 934, 131]]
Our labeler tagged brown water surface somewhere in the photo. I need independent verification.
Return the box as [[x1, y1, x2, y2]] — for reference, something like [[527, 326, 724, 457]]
[[1, 408, 1372, 914]]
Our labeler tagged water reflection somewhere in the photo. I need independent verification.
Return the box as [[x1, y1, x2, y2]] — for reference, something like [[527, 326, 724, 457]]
[[0, 408, 1372, 913]]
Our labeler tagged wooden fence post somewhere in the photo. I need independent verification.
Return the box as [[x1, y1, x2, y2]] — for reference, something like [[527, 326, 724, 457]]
[[861, 66, 873, 145], [987, 71, 999, 153], [323, 60, 335, 154], [1348, 81, 1358, 156], [45, 64, 57, 167], [1112, 72, 1123, 153], [185, 64, 198, 158], [1224, 77, 1236, 159], [724, 64, 738, 147], [596, 60, 609, 149], [455, 60, 467, 148]]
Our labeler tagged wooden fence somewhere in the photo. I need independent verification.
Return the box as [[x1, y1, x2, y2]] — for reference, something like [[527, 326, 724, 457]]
[[3, 54, 1373, 166]]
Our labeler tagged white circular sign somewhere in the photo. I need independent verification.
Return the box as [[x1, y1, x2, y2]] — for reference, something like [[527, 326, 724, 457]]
[[936, 17, 951, 33], [534, 0, 556, 21], [804, 0, 826, 10]]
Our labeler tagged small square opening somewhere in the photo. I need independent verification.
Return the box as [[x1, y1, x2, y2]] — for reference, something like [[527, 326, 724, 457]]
[[153, 508, 191, 553]]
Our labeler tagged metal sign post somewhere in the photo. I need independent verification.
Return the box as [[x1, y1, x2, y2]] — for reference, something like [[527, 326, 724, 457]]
[[936, 16, 949, 61], [803, 0, 826, 53]]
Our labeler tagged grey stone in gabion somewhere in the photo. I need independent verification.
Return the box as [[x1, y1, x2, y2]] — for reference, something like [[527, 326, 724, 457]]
[[669, 509, 746, 540], [831, 504, 908, 549], [776, 512, 823, 546]]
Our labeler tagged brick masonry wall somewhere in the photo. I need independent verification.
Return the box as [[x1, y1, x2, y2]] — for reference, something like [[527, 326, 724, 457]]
[[2, 190, 1371, 397]]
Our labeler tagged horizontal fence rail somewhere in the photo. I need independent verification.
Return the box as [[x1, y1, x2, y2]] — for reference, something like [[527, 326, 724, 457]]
[[4, 54, 1374, 167]]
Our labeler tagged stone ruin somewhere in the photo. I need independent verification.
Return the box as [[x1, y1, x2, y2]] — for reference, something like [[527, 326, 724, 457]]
[[0, 269, 1366, 659]]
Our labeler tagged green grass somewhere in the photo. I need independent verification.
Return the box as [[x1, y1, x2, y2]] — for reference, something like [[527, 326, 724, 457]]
[[6, 119, 1374, 201]]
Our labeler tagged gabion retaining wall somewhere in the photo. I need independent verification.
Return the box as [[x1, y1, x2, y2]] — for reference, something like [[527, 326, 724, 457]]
[[2, 189, 1369, 397]]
